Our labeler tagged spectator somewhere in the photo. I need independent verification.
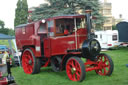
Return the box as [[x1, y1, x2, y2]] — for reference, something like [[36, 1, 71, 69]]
[[0, 51, 9, 74]]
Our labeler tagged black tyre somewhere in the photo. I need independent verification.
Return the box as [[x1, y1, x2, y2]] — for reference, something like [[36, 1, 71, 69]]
[[51, 56, 62, 72], [66, 57, 86, 82], [22, 48, 41, 74], [95, 53, 114, 76]]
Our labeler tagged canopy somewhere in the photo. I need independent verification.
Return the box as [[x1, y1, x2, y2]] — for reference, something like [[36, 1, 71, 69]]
[[0, 33, 15, 40]]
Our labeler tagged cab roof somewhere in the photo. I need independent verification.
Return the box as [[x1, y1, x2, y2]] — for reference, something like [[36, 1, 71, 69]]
[[46, 14, 85, 21], [15, 14, 85, 28]]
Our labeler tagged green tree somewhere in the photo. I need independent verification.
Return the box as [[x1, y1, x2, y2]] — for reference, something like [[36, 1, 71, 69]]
[[14, 0, 28, 27], [20, 0, 28, 24], [0, 28, 15, 36], [0, 19, 14, 35], [0, 20, 5, 29], [31, 0, 105, 29], [112, 25, 117, 30]]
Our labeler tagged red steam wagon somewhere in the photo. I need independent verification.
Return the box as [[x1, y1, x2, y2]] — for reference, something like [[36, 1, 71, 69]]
[[15, 10, 114, 82]]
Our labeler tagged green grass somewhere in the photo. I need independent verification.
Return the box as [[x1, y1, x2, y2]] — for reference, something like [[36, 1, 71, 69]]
[[11, 47, 128, 85], [0, 40, 15, 49]]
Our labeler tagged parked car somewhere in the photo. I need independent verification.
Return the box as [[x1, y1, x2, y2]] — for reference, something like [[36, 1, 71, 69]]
[[13, 52, 21, 66], [0, 45, 9, 54]]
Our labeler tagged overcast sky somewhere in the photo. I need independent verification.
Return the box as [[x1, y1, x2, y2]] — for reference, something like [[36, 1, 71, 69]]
[[0, 0, 128, 29]]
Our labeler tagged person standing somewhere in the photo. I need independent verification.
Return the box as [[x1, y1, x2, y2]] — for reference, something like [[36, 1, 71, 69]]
[[0, 51, 9, 74]]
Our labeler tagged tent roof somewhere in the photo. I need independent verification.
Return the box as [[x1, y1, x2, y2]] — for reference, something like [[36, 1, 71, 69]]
[[0, 33, 15, 40]]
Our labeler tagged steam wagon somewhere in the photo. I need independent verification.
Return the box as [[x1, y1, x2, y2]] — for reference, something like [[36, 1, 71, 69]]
[[15, 10, 114, 82]]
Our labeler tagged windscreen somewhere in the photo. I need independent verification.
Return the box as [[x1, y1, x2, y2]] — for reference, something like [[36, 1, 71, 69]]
[[55, 18, 86, 34]]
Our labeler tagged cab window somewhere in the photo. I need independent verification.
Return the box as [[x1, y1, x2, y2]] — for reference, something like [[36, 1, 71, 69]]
[[38, 23, 47, 33], [76, 18, 86, 29], [47, 20, 54, 36], [55, 19, 74, 34]]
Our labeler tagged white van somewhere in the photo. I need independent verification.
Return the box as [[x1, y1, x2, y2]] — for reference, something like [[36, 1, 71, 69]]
[[95, 30, 120, 49]]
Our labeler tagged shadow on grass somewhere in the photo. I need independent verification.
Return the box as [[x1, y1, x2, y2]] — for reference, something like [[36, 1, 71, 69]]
[[39, 67, 103, 81], [40, 67, 67, 78]]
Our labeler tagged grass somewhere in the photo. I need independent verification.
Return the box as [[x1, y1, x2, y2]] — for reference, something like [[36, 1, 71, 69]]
[[11, 47, 128, 85], [0, 40, 15, 49]]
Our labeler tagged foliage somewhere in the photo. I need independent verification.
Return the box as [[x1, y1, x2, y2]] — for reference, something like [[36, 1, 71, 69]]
[[12, 47, 128, 85], [14, 0, 28, 27], [31, 0, 105, 29], [0, 40, 15, 51], [112, 25, 117, 30], [0, 20, 5, 29], [0, 19, 15, 35], [0, 28, 15, 36]]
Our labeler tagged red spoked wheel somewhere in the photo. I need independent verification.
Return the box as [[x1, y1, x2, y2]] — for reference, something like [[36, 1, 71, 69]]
[[66, 57, 85, 82], [95, 53, 114, 76], [22, 48, 41, 74]]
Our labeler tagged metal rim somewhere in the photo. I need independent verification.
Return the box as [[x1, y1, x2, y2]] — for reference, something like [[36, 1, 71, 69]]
[[22, 50, 34, 74], [96, 54, 111, 75], [66, 58, 82, 81]]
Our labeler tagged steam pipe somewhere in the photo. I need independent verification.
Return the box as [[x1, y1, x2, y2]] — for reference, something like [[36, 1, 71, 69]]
[[85, 10, 93, 40]]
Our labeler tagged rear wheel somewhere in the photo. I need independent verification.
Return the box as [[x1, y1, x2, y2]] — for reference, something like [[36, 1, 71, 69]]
[[66, 57, 85, 82], [51, 56, 62, 72], [95, 53, 114, 76], [22, 48, 41, 74]]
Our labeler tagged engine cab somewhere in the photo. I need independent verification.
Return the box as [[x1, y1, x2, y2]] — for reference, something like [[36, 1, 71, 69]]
[[42, 15, 88, 57]]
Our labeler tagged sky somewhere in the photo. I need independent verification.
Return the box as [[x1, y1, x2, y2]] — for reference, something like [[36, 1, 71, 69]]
[[0, 0, 128, 29]]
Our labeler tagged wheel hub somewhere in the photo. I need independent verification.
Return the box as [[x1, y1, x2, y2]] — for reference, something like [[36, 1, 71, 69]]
[[28, 60, 32, 65], [71, 67, 76, 73]]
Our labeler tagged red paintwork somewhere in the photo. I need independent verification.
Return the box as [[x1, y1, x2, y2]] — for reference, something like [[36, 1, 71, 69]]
[[22, 49, 34, 74], [15, 21, 42, 57], [15, 15, 87, 58], [45, 29, 87, 57], [66, 58, 82, 81], [0, 72, 8, 85], [46, 15, 85, 21], [95, 54, 111, 75], [42, 59, 50, 67], [85, 55, 111, 75]]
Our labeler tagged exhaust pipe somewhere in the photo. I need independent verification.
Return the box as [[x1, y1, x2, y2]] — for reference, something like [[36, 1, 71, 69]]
[[85, 10, 95, 40]]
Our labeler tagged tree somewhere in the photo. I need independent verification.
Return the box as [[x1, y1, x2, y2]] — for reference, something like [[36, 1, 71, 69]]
[[0, 28, 15, 36], [31, 0, 105, 29], [112, 25, 117, 30], [14, 0, 28, 27], [0, 20, 5, 29], [0, 19, 15, 35], [20, 0, 28, 24]]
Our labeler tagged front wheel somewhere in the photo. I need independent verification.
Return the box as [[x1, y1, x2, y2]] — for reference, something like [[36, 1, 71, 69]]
[[95, 53, 114, 76], [66, 57, 86, 82], [22, 48, 41, 74]]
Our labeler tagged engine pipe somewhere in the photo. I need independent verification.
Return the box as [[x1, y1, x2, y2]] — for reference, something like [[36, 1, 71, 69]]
[[85, 10, 94, 40]]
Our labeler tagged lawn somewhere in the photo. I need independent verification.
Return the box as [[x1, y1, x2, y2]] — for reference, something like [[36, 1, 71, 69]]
[[11, 47, 128, 85], [0, 40, 15, 49]]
